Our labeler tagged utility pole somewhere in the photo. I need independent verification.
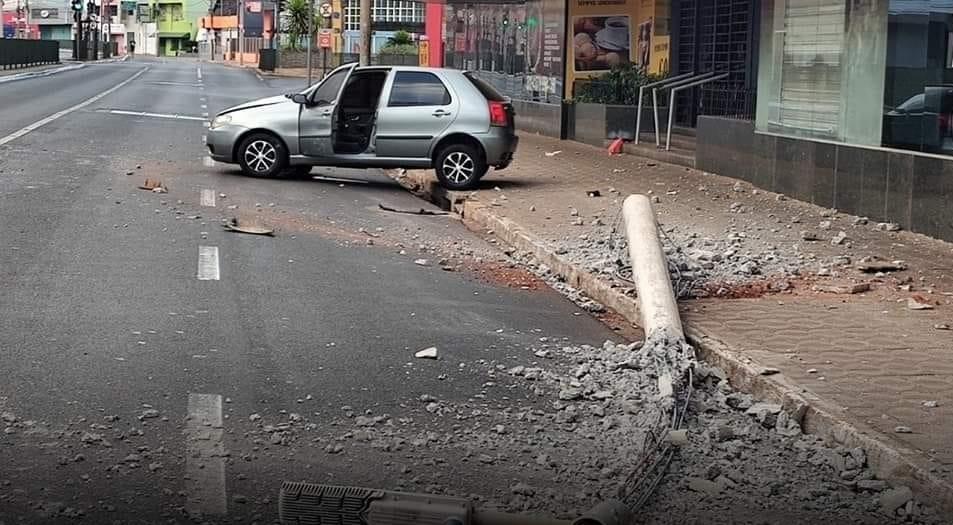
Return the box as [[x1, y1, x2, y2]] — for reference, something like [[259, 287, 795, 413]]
[[305, 0, 312, 86], [358, 0, 369, 65]]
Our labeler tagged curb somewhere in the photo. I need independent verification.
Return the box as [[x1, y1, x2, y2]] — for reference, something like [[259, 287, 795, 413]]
[[0, 63, 85, 84], [388, 169, 953, 516]]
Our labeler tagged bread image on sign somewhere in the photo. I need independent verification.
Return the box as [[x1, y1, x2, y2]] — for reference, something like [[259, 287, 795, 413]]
[[573, 15, 630, 72]]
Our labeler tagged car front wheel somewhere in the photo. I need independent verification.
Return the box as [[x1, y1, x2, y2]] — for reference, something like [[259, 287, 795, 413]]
[[237, 133, 287, 178], [435, 143, 487, 191]]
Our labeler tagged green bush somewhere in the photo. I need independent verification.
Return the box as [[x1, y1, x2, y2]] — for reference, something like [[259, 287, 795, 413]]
[[379, 43, 417, 55], [574, 63, 664, 106]]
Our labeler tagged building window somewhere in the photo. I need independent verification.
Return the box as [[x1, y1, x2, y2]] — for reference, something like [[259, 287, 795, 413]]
[[343, 0, 424, 32], [756, 0, 889, 147], [882, 1, 953, 155]]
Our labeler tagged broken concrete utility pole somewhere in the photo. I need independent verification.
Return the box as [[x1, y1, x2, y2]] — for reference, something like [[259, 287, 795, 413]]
[[621, 194, 693, 400], [358, 0, 371, 66]]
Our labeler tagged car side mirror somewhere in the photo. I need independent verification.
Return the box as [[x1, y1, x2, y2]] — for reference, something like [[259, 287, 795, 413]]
[[291, 93, 310, 105]]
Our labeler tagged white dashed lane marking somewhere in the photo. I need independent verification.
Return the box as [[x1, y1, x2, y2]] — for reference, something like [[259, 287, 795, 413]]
[[197, 246, 220, 280], [200, 188, 216, 206], [184, 393, 227, 515]]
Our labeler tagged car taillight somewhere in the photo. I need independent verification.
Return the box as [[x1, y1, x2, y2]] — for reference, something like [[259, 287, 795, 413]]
[[489, 101, 508, 127]]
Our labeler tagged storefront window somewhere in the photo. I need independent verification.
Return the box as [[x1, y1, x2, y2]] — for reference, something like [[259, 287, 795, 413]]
[[882, 1, 953, 155], [755, 0, 887, 147], [441, 0, 565, 104]]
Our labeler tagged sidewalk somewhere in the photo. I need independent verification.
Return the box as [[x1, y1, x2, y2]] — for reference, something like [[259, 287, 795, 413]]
[[390, 133, 953, 514]]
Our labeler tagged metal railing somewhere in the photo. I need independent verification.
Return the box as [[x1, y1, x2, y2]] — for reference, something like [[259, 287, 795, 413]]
[[0, 39, 59, 70], [663, 72, 728, 150], [634, 72, 694, 145]]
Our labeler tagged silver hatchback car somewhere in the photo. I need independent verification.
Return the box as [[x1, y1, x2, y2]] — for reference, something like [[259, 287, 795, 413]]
[[206, 64, 518, 190]]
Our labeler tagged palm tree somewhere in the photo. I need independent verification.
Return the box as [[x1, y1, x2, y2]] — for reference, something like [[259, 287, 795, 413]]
[[285, 0, 317, 50]]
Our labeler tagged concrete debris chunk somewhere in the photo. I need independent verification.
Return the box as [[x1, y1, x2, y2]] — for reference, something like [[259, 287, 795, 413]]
[[858, 259, 906, 273], [687, 477, 722, 497], [745, 403, 782, 428], [875, 222, 902, 232], [813, 282, 870, 295], [414, 346, 438, 359], [907, 296, 935, 310], [893, 426, 912, 434], [666, 429, 688, 445], [857, 479, 887, 492], [923, 400, 939, 408], [830, 231, 848, 245], [414, 259, 430, 266], [879, 486, 913, 514]]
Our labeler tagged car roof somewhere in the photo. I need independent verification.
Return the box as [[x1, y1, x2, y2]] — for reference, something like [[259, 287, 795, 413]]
[[351, 64, 466, 75]]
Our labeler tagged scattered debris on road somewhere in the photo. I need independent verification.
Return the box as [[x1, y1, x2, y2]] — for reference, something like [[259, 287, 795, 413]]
[[378, 203, 449, 216], [544, 150, 562, 157], [223, 218, 275, 236], [138, 179, 167, 193], [907, 295, 935, 310], [858, 258, 906, 273], [414, 346, 438, 359]]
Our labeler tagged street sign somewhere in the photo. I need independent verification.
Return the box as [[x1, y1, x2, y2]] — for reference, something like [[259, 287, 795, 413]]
[[318, 2, 332, 17], [318, 28, 332, 49], [418, 36, 429, 67]]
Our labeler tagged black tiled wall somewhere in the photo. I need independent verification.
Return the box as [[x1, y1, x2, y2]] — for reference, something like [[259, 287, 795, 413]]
[[697, 116, 953, 242]]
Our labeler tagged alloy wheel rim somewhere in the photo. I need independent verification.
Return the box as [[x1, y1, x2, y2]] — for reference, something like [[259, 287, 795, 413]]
[[245, 140, 277, 173], [442, 152, 474, 184]]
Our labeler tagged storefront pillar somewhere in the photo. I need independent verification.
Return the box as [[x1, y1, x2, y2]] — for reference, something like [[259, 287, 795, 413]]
[[425, 2, 444, 67]]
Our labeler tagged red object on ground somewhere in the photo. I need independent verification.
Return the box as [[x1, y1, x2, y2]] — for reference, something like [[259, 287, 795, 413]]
[[608, 138, 624, 155]]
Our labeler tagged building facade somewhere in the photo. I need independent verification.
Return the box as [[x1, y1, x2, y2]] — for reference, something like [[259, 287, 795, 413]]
[[697, 0, 953, 241], [27, 0, 72, 40], [340, 0, 425, 54]]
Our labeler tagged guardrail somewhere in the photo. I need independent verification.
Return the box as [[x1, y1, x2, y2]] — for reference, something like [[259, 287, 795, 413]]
[[0, 39, 60, 70]]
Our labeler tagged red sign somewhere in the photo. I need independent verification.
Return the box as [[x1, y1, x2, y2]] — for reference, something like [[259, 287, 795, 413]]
[[318, 30, 333, 49]]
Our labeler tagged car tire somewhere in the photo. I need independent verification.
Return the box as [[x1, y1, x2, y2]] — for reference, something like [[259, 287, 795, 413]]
[[434, 143, 487, 191], [237, 133, 287, 178]]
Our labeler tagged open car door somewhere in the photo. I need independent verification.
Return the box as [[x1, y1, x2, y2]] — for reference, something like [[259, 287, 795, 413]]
[[298, 63, 356, 158]]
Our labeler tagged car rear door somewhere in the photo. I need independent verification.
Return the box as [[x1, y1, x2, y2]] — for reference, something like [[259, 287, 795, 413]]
[[373, 70, 459, 159], [298, 63, 355, 157]]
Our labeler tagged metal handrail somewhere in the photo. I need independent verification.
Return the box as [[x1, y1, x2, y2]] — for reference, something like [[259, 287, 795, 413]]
[[652, 71, 722, 146], [665, 72, 729, 150], [634, 72, 695, 144]]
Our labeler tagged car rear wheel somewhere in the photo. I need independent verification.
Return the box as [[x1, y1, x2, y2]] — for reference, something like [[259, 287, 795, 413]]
[[434, 143, 487, 191], [238, 133, 287, 178]]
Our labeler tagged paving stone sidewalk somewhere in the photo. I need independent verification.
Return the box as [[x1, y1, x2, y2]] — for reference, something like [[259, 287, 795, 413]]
[[405, 133, 953, 503]]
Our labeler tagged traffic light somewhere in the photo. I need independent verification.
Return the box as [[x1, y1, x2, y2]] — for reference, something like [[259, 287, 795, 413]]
[[71, 0, 82, 11]]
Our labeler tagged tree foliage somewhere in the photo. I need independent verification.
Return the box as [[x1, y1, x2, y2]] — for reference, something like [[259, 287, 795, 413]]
[[285, 0, 319, 50]]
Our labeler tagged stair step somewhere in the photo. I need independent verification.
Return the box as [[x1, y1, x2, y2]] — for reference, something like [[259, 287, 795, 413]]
[[625, 142, 696, 169], [636, 132, 697, 153]]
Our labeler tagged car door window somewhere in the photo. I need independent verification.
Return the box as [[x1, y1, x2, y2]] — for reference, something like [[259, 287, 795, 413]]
[[387, 72, 451, 107], [310, 69, 349, 106]]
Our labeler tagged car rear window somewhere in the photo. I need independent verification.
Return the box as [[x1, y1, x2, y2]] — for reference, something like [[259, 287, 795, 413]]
[[388, 71, 452, 107], [464, 72, 506, 102]]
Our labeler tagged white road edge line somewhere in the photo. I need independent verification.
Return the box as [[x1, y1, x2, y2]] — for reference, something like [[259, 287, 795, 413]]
[[200, 188, 216, 206], [197, 246, 220, 280], [185, 393, 227, 516], [0, 67, 148, 147]]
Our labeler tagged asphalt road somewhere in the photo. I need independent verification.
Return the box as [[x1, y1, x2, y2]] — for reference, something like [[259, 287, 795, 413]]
[[0, 58, 623, 523]]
